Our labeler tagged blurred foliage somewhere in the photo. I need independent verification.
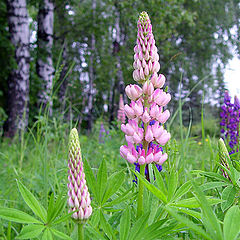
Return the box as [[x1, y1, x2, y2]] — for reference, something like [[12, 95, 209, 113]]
[[1, 0, 240, 130]]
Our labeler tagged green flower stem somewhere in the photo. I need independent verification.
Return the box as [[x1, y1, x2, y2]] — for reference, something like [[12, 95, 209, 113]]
[[137, 163, 146, 218], [78, 223, 84, 240]]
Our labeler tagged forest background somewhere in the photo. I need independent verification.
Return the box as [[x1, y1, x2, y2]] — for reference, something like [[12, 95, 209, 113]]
[[1, 0, 240, 138]]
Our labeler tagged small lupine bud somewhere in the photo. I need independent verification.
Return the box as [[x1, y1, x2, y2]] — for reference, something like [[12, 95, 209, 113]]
[[218, 138, 230, 179], [68, 128, 92, 220]]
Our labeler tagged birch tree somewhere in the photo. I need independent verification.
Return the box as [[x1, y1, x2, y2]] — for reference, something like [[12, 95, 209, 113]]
[[4, 0, 30, 137], [36, 0, 54, 115]]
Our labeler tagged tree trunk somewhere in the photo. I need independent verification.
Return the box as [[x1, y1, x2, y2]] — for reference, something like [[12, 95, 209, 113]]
[[109, 3, 126, 124], [86, 0, 96, 133], [58, 42, 68, 113], [4, 0, 30, 138], [36, 0, 54, 115]]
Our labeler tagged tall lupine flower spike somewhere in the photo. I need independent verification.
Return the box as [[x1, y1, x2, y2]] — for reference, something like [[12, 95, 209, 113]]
[[68, 128, 92, 221], [120, 11, 171, 167], [220, 91, 240, 154], [117, 94, 126, 124], [120, 12, 171, 218]]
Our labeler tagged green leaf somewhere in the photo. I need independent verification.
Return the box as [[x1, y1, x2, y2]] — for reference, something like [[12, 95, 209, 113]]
[[86, 223, 107, 240], [167, 170, 178, 201], [221, 185, 237, 212], [103, 187, 136, 208], [153, 165, 167, 196], [140, 219, 170, 240], [0, 207, 42, 224], [171, 207, 202, 220], [191, 170, 231, 183], [47, 193, 55, 222], [16, 224, 45, 239], [52, 210, 76, 225], [49, 195, 67, 224], [170, 196, 222, 208], [17, 180, 47, 222], [51, 228, 72, 240], [223, 206, 240, 240], [83, 158, 98, 201], [190, 177, 223, 240], [166, 206, 212, 240], [200, 181, 229, 191], [119, 207, 130, 240], [42, 228, 53, 240], [128, 213, 150, 240], [133, 170, 167, 204], [100, 211, 115, 240], [97, 159, 108, 203], [101, 171, 125, 205], [171, 180, 191, 202], [90, 208, 100, 226]]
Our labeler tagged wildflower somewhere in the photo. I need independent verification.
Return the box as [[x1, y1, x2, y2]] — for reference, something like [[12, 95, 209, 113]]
[[117, 94, 126, 124], [220, 91, 240, 154], [68, 128, 92, 220], [120, 11, 170, 171]]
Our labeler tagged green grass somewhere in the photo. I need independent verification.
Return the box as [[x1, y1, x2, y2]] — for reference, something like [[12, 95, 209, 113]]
[[0, 115, 239, 239]]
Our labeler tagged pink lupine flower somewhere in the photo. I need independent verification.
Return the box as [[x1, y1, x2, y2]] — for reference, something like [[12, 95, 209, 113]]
[[117, 94, 126, 124], [120, 11, 171, 169], [68, 128, 92, 220]]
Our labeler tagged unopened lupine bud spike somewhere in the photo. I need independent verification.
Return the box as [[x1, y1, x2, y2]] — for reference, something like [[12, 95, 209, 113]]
[[68, 128, 92, 221]]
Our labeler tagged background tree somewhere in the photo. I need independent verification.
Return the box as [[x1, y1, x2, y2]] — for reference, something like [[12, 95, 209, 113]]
[[36, 0, 54, 115], [4, 0, 30, 138]]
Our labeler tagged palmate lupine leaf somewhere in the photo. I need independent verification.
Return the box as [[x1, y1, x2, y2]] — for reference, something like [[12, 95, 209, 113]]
[[165, 206, 212, 240], [153, 165, 167, 196], [83, 157, 98, 201], [16, 180, 47, 222], [190, 178, 223, 240], [127, 212, 150, 240], [171, 180, 192, 202], [96, 159, 108, 203], [200, 181, 230, 191], [42, 228, 53, 240], [221, 185, 237, 212], [100, 211, 116, 240], [133, 170, 167, 203], [16, 224, 45, 239], [101, 170, 125, 205], [169, 196, 222, 208], [167, 170, 178, 201], [223, 206, 240, 240], [119, 207, 131, 240], [51, 228, 72, 240], [0, 207, 41, 224]]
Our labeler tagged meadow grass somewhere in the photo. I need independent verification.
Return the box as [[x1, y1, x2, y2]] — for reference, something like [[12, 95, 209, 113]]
[[0, 112, 223, 239]]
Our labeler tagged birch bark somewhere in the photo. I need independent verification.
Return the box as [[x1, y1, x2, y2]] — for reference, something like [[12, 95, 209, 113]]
[[36, 0, 54, 115], [86, 0, 96, 132], [5, 0, 30, 137]]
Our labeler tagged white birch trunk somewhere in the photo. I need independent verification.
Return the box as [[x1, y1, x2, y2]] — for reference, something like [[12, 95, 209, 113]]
[[5, 0, 30, 137], [36, 0, 54, 115], [87, 0, 96, 132]]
